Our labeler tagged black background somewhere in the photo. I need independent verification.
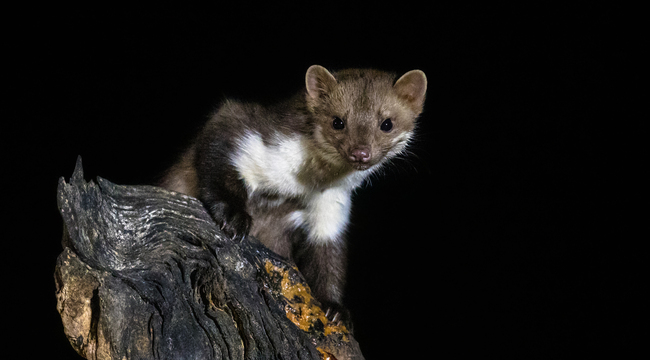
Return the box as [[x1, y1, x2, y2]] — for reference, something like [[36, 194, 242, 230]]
[[6, 4, 638, 359]]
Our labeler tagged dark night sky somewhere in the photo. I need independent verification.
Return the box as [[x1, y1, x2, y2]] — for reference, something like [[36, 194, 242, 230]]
[[5, 5, 638, 359]]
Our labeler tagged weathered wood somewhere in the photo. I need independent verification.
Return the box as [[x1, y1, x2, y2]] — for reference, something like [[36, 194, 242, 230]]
[[55, 157, 363, 360]]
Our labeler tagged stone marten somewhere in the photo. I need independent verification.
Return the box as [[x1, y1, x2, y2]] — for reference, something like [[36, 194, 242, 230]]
[[160, 65, 427, 324]]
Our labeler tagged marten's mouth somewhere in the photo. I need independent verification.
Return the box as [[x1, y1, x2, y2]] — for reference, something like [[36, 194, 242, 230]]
[[350, 161, 372, 171]]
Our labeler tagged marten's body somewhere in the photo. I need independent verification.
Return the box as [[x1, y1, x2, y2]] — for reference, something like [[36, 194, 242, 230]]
[[160, 65, 427, 322]]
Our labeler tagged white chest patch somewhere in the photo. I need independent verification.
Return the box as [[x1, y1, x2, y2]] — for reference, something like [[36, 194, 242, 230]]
[[288, 187, 352, 244], [232, 131, 307, 196], [232, 130, 368, 244]]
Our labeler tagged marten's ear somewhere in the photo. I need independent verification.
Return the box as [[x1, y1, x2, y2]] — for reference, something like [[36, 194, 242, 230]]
[[306, 65, 337, 100], [394, 70, 427, 112]]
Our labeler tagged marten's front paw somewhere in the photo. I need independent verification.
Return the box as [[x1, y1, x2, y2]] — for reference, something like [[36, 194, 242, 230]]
[[208, 203, 252, 242], [322, 302, 352, 331], [221, 211, 252, 242]]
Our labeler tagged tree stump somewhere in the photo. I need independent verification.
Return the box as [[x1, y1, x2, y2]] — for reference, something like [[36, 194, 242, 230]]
[[54, 157, 364, 360]]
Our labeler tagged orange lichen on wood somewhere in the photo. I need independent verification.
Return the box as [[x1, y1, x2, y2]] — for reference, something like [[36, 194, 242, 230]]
[[264, 260, 348, 340]]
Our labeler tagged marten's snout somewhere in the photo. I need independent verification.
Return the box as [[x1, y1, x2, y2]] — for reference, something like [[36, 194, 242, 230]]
[[348, 146, 371, 169], [349, 147, 370, 163]]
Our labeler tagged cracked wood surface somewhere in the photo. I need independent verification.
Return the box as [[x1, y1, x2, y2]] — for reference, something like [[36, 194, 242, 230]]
[[55, 157, 364, 360]]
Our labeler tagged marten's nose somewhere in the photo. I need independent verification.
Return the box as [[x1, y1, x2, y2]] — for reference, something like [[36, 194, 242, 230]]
[[349, 147, 371, 163]]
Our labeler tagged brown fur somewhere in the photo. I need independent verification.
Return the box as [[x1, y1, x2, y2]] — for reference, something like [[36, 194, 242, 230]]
[[159, 65, 427, 323]]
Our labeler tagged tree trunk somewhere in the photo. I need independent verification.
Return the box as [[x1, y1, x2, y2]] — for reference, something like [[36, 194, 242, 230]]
[[55, 157, 364, 360]]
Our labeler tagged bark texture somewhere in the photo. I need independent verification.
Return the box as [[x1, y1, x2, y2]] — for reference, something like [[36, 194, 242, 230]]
[[55, 157, 363, 360]]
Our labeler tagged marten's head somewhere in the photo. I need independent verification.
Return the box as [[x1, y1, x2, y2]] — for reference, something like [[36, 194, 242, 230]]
[[305, 65, 426, 171]]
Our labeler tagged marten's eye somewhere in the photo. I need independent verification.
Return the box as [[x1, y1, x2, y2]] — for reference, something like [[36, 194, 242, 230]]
[[332, 117, 345, 130], [380, 118, 393, 132]]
